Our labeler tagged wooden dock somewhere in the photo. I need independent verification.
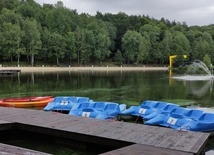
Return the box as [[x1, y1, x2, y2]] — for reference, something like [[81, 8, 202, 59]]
[[0, 143, 51, 155], [0, 69, 21, 75], [0, 107, 210, 155], [100, 144, 194, 155]]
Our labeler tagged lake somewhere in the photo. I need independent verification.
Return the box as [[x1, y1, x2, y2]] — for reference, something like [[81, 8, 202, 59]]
[[0, 70, 213, 108], [0, 70, 213, 154]]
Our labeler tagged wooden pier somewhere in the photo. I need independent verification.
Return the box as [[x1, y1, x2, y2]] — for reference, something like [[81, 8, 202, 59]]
[[0, 107, 210, 155], [0, 143, 51, 155], [0, 69, 21, 75]]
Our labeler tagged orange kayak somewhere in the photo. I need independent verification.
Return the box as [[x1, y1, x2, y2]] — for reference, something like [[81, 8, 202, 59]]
[[3, 96, 53, 102], [0, 97, 54, 108]]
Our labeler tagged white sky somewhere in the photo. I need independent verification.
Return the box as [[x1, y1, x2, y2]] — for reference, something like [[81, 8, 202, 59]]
[[35, 0, 214, 26]]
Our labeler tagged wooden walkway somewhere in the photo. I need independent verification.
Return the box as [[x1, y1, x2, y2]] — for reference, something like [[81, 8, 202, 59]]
[[0, 143, 51, 155], [100, 144, 193, 155], [0, 107, 210, 155]]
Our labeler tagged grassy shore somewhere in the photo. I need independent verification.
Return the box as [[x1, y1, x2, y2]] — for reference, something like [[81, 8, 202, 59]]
[[0, 66, 168, 73]]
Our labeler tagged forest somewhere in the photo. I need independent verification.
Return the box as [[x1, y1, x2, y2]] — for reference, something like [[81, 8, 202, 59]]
[[0, 0, 214, 67]]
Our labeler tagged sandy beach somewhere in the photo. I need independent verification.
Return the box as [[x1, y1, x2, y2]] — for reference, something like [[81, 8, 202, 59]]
[[0, 66, 168, 73]]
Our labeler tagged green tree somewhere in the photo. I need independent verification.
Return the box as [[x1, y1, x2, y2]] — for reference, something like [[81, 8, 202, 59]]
[[105, 21, 117, 52], [81, 29, 94, 64], [22, 19, 42, 66], [65, 32, 77, 64], [172, 31, 190, 56], [158, 30, 174, 63], [138, 35, 150, 64], [114, 49, 123, 65], [0, 22, 23, 63], [122, 30, 145, 64], [201, 32, 213, 56], [0, 8, 23, 26], [192, 38, 210, 60], [16, 0, 42, 20], [39, 28, 51, 61], [191, 31, 214, 62], [140, 24, 160, 63], [45, 1, 73, 35], [203, 54, 211, 68], [0, 32, 2, 52], [100, 12, 130, 53], [75, 27, 83, 65], [0, 0, 19, 12], [86, 20, 111, 63], [48, 32, 66, 65], [94, 33, 111, 63]]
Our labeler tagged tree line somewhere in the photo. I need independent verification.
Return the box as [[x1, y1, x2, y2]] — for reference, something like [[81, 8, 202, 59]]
[[0, 0, 213, 67]]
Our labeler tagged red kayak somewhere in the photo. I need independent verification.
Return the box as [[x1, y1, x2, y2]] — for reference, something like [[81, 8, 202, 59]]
[[3, 96, 53, 102]]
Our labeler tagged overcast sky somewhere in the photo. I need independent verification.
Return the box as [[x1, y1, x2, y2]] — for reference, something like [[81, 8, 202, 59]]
[[35, 0, 214, 26]]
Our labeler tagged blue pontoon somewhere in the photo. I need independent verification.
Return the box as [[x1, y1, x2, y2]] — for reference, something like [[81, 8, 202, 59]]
[[145, 107, 191, 126], [69, 101, 126, 120], [145, 107, 204, 130], [120, 100, 159, 116], [143, 103, 179, 121], [179, 112, 214, 132], [43, 96, 92, 113]]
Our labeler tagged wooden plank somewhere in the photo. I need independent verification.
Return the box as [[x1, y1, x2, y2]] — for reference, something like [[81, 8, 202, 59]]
[[0, 143, 51, 155], [100, 144, 193, 155], [0, 107, 24, 116], [0, 120, 13, 124]]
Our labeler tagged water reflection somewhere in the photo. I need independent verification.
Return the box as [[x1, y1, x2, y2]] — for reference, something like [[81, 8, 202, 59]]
[[178, 79, 213, 98], [1, 70, 214, 107], [169, 76, 214, 100], [188, 80, 213, 97], [0, 71, 167, 103]]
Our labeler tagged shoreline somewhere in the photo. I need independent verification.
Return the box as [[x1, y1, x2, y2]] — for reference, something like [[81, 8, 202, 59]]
[[0, 66, 168, 73]]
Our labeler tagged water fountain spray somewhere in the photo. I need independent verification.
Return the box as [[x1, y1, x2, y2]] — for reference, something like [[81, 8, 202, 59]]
[[172, 60, 214, 81]]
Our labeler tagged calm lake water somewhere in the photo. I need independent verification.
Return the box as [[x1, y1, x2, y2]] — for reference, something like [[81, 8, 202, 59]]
[[0, 70, 214, 154], [0, 70, 213, 107]]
